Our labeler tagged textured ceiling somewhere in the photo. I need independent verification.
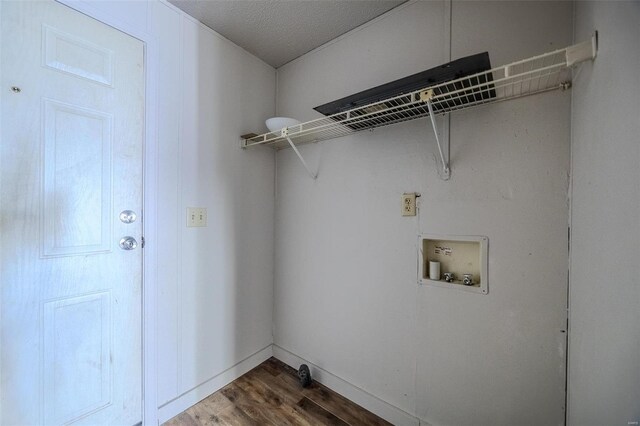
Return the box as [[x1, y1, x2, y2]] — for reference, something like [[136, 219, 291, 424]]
[[168, 0, 407, 68]]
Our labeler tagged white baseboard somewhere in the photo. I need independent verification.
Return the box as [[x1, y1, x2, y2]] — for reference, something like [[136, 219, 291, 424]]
[[157, 345, 273, 424], [272, 345, 421, 426]]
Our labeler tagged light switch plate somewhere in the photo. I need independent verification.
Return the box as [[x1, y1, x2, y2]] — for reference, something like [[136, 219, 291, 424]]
[[186, 207, 207, 227]]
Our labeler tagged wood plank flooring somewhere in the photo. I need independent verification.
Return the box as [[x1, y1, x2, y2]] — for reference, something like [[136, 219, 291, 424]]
[[163, 357, 392, 426]]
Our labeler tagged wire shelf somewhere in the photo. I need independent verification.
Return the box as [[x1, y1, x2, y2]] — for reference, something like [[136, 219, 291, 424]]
[[242, 38, 596, 150]]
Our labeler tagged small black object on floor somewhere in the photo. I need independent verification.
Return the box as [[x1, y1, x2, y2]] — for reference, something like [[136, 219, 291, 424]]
[[298, 364, 312, 388]]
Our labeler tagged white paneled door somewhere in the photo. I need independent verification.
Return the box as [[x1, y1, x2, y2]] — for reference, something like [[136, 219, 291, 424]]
[[1, 1, 144, 425]]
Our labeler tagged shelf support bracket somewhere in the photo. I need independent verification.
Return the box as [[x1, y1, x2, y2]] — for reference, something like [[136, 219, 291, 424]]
[[421, 90, 450, 180], [283, 128, 317, 180]]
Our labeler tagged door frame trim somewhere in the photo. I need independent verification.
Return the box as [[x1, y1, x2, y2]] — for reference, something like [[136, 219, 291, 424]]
[[55, 1, 159, 424]]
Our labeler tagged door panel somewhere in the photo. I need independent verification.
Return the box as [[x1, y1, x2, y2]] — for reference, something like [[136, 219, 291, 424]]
[[42, 23, 115, 86], [42, 99, 113, 257], [0, 1, 144, 424], [43, 292, 112, 424]]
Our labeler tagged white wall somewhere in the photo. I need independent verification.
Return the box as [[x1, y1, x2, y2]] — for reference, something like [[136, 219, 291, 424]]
[[58, 0, 277, 422], [152, 2, 276, 414], [274, 1, 572, 424], [569, 2, 640, 425]]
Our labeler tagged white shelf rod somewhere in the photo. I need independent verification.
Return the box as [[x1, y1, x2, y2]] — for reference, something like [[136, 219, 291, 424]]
[[424, 94, 450, 180], [283, 129, 317, 179], [427, 100, 450, 180]]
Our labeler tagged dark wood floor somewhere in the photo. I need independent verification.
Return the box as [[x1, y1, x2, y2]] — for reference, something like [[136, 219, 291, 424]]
[[163, 357, 392, 426]]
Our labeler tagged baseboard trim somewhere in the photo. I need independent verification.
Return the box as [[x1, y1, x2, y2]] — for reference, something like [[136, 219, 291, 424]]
[[157, 345, 273, 424], [272, 345, 421, 426]]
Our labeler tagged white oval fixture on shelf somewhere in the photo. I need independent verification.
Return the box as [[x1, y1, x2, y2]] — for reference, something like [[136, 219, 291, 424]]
[[266, 117, 301, 132], [265, 116, 317, 180]]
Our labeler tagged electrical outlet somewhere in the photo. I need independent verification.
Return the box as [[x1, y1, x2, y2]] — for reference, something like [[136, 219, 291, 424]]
[[186, 207, 207, 227], [402, 193, 417, 216]]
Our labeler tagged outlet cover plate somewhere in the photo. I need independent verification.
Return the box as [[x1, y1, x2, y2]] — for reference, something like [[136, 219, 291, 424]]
[[402, 193, 417, 216]]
